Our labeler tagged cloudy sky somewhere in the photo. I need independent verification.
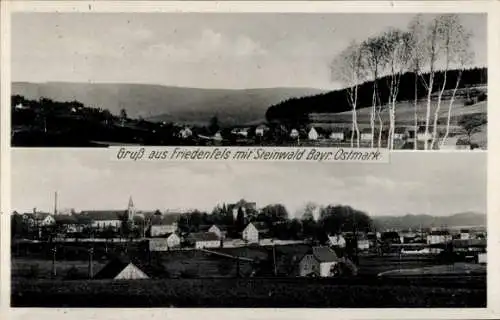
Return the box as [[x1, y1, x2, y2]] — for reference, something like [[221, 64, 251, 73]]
[[12, 13, 486, 89], [11, 150, 486, 217]]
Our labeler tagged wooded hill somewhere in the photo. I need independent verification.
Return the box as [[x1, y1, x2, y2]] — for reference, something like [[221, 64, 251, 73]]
[[265, 67, 487, 124]]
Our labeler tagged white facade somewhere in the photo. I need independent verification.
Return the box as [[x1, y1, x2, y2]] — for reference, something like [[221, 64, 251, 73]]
[[478, 252, 487, 264], [329, 132, 344, 141], [417, 132, 432, 142], [40, 215, 56, 226], [92, 219, 121, 229], [255, 127, 265, 136], [361, 132, 373, 141], [357, 239, 370, 250], [460, 232, 471, 240], [208, 225, 224, 239], [195, 240, 220, 249], [290, 129, 300, 139], [308, 127, 319, 140], [149, 234, 181, 251], [427, 234, 452, 245], [242, 223, 259, 243], [299, 255, 337, 277], [151, 223, 178, 237], [114, 263, 149, 280], [328, 235, 346, 248]]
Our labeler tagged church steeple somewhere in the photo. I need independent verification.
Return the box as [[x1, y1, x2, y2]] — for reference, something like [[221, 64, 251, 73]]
[[127, 196, 136, 221]]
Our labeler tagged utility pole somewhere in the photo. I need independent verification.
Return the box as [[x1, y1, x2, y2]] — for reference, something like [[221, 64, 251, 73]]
[[51, 246, 57, 278], [88, 247, 94, 279], [54, 191, 58, 215], [272, 244, 277, 276]]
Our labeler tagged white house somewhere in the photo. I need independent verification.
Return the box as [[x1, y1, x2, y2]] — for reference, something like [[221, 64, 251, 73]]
[[82, 211, 124, 230], [328, 234, 346, 248], [150, 215, 178, 237], [213, 132, 223, 141], [308, 127, 319, 140], [357, 239, 370, 251], [290, 129, 300, 139], [417, 127, 432, 142], [242, 223, 259, 243], [208, 225, 226, 239], [255, 125, 267, 137], [360, 129, 373, 142], [299, 246, 339, 277], [94, 258, 149, 280], [36, 213, 56, 227], [460, 229, 471, 240], [188, 232, 221, 249], [179, 127, 193, 139], [393, 127, 407, 140], [329, 128, 345, 141], [427, 230, 452, 245], [478, 252, 487, 264], [148, 234, 181, 251]]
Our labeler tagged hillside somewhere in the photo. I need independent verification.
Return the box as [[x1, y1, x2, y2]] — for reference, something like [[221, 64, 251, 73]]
[[265, 67, 487, 123], [11, 82, 326, 127], [373, 212, 486, 231]]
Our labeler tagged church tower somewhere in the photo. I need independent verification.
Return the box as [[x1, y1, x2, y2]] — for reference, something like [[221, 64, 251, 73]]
[[127, 196, 136, 222]]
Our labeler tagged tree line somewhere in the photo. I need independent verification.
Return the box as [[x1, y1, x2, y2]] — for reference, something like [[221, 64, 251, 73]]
[[266, 14, 486, 150]]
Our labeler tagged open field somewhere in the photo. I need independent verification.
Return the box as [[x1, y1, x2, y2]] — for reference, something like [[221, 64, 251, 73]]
[[12, 276, 486, 308]]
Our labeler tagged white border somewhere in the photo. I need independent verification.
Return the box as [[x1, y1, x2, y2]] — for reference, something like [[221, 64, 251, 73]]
[[1, 1, 499, 320]]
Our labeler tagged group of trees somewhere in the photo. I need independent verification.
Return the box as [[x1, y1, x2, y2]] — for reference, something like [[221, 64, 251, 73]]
[[331, 14, 475, 150], [175, 201, 373, 242]]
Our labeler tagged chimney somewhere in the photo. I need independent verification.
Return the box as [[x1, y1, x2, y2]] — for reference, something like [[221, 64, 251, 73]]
[[54, 191, 58, 215]]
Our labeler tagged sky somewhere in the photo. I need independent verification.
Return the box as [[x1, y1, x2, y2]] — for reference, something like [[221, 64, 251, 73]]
[[12, 13, 486, 89], [11, 150, 486, 217]]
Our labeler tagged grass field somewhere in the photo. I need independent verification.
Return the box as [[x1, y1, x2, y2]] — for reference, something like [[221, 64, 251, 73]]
[[11, 276, 486, 308]]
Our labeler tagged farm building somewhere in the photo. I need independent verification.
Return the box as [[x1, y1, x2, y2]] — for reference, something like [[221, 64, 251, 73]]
[[427, 230, 452, 245], [178, 127, 193, 139], [308, 127, 319, 140], [242, 223, 259, 243], [460, 229, 471, 240], [329, 127, 345, 141], [360, 128, 373, 142], [94, 258, 149, 280], [187, 232, 221, 249], [255, 124, 268, 137], [393, 127, 408, 140], [148, 234, 181, 251], [328, 234, 346, 248], [149, 214, 178, 237], [208, 225, 227, 239], [298, 246, 339, 277], [290, 128, 300, 139]]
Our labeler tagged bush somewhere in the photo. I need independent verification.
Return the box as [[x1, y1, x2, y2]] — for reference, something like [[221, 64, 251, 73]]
[[477, 92, 487, 102], [464, 99, 475, 106], [26, 264, 40, 279]]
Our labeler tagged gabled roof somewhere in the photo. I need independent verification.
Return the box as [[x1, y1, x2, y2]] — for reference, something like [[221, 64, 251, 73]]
[[94, 257, 132, 279], [54, 215, 78, 224], [309, 246, 339, 263], [188, 232, 220, 242]]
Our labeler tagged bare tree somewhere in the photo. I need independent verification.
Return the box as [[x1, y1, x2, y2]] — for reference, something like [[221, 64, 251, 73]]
[[381, 28, 413, 149], [331, 41, 366, 148], [408, 14, 428, 150], [363, 36, 387, 148], [433, 15, 474, 148]]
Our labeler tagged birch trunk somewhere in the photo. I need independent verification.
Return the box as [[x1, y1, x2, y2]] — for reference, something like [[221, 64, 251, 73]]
[[424, 73, 434, 150], [413, 72, 418, 150], [430, 70, 448, 149], [440, 72, 462, 148]]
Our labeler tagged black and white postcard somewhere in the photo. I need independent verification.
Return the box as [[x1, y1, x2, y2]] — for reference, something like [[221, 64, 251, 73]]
[[1, 1, 499, 320]]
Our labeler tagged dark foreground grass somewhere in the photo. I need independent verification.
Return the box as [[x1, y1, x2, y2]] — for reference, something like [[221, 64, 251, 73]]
[[12, 276, 486, 308]]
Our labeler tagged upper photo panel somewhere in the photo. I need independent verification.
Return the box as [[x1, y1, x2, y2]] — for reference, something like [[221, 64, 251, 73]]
[[11, 13, 487, 150]]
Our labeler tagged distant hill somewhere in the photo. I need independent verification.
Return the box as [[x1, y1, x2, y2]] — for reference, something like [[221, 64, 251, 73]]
[[11, 82, 326, 127], [265, 67, 487, 123], [373, 212, 486, 231]]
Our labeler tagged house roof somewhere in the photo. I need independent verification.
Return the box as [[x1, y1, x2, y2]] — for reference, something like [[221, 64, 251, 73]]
[[430, 230, 450, 236], [94, 257, 151, 279], [81, 210, 126, 221], [188, 232, 220, 242], [310, 246, 339, 263], [54, 215, 78, 224]]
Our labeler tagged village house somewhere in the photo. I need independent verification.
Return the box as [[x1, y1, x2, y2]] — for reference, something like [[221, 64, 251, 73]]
[[149, 215, 179, 237], [360, 128, 373, 142], [329, 127, 345, 141], [298, 246, 339, 277], [417, 126, 433, 142], [54, 215, 81, 233], [308, 127, 319, 140], [393, 127, 408, 140], [23, 211, 56, 228], [178, 127, 193, 139], [148, 233, 181, 251], [427, 230, 453, 245], [94, 258, 149, 280], [357, 236, 370, 251], [213, 131, 223, 141], [187, 232, 221, 249], [255, 124, 268, 137], [208, 225, 227, 239], [328, 234, 346, 248], [231, 127, 249, 138], [242, 222, 259, 243], [290, 128, 300, 140]]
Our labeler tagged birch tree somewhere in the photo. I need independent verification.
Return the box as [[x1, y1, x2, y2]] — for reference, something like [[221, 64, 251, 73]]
[[408, 14, 428, 150], [429, 14, 473, 149], [362, 36, 387, 148], [331, 41, 366, 148], [381, 29, 413, 149]]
